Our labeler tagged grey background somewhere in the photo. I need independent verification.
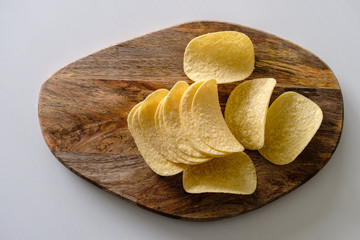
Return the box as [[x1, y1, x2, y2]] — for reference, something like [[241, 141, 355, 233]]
[[1, 0, 359, 239]]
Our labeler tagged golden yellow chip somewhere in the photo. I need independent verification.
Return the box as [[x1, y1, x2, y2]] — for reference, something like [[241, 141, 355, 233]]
[[153, 98, 187, 164], [259, 92, 323, 165], [158, 100, 201, 165], [183, 31, 255, 83], [192, 79, 244, 153], [225, 78, 276, 150], [129, 90, 185, 176], [179, 81, 230, 157], [127, 102, 142, 130], [138, 89, 169, 159], [153, 83, 211, 165], [162, 81, 213, 164], [183, 152, 257, 194]]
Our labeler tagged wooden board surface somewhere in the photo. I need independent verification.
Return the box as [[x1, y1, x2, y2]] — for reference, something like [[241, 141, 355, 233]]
[[38, 21, 343, 221]]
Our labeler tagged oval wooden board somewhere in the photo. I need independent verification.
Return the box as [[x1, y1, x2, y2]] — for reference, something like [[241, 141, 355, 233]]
[[38, 21, 343, 221]]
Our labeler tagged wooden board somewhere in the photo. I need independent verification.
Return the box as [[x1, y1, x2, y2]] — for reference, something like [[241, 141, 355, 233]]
[[38, 21, 343, 221]]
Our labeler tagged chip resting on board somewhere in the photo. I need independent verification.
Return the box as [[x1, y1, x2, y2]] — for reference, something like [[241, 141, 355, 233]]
[[128, 90, 185, 176], [179, 81, 229, 157], [183, 152, 257, 194], [191, 79, 244, 153], [259, 91, 323, 165], [161, 81, 213, 164], [225, 78, 276, 150], [154, 98, 191, 164], [183, 31, 255, 83]]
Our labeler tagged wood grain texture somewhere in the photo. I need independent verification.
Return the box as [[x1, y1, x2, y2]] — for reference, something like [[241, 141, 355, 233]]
[[38, 21, 343, 221]]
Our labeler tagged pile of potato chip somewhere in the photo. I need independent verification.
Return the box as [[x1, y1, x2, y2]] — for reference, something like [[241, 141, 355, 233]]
[[127, 31, 323, 195]]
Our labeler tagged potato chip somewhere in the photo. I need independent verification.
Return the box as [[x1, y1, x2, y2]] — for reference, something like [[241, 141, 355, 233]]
[[225, 78, 276, 150], [129, 90, 185, 176], [154, 98, 188, 164], [191, 79, 244, 153], [153, 84, 210, 165], [259, 92, 323, 165], [183, 31, 255, 83], [158, 100, 203, 165], [179, 81, 230, 157], [161, 81, 213, 164], [183, 152, 257, 194]]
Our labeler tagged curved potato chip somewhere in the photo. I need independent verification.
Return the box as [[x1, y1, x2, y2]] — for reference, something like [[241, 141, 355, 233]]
[[183, 152, 257, 194], [156, 97, 195, 165], [183, 31, 255, 83], [138, 89, 169, 158], [192, 79, 244, 153], [162, 81, 213, 163], [225, 78, 276, 150], [179, 81, 229, 157], [259, 92, 323, 165], [127, 102, 142, 129], [130, 90, 185, 176], [154, 98, 186, 164]]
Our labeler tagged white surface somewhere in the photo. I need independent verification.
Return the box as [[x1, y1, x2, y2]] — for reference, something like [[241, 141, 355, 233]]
[[1, 0, 359, 239]]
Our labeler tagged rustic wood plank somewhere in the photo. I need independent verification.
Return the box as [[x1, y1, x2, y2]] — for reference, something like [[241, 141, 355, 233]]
[[38, 21, 343, 221]]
